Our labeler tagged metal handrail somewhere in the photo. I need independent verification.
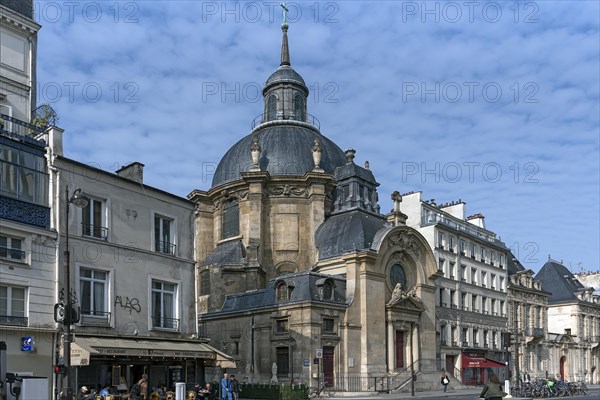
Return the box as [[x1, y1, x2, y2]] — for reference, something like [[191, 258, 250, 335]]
[[0, 113, 44, 138], [152, 316, 179, 329], [251, 112, 320, 130], [0, 246, 26, 261], [82, 223, 108, 240], [155, 241, 176, 255]]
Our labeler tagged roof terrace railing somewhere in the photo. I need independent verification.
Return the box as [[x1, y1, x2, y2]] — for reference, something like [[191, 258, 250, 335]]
[[251, 112, 320, 130]]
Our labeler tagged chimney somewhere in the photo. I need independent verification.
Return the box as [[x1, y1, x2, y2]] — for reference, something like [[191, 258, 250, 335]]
[[36, 126, 64, 157], [467, 213, 485, 229], [116, 162, 144, 183]]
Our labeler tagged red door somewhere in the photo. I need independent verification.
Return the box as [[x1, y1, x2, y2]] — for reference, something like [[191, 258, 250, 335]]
[[395, 330, 405, 368], [323, 347, 335, 386], [560, 356, 566, 380]]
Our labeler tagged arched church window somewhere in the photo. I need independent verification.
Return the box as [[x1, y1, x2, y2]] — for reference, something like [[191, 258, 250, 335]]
[[266, 94, 277, 121], [390, 264, 407, 290], [200, 269, 210, 296], [276, 282, 290, 301], [294, 94, 305, 121], [222, 198, 239, 239]]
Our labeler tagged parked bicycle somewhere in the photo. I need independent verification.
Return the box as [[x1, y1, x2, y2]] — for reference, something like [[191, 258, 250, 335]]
[[308, 381, 336, 398]]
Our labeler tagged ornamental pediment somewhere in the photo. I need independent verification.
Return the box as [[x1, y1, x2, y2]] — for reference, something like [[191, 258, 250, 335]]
[[387, 285, 425, 312]]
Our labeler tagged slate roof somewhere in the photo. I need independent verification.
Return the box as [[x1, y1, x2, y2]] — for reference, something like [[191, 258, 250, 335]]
[[315, 210, 387, 260], [0, 0, 33, 18], [334, 162, 377, 183], [535, 259, 586, 303], [265, 66, 307, 88], [209, 271, 347, 314], [507, 251, 526, 276], [201, 239, 246, 266], [211, 126, 346, 187]]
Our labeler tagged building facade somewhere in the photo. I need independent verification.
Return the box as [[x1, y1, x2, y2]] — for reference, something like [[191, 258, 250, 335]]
[[401, 192, 509, 385], [41, 130, 233, 396], [1, 2, 56, 399], [536, 258, 600, 383], [506, 256, 550, 380]]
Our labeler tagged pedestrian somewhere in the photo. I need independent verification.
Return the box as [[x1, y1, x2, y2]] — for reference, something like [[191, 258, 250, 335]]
[[230, 375, 240, 400], [524, 371, 531, 383], [77, 386, 94, 400], [479, 375, 507, 400], [441, 370, 450, 394], [221, 373, 232, 400], [139, 374, 149, 400]]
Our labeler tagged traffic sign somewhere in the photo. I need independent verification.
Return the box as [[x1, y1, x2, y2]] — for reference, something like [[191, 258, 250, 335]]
[[316, 348, 323, 359]]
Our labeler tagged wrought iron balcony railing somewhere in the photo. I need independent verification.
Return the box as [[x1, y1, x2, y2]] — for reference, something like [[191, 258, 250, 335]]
[[155, 240, 176, 255], [525, 327, 545, 338], [152, 316, 179, 330], [0, 113, 45, 142], [0, 246, 26, 262], [0, 315, 28, 326], [82, 223, 108, 240]]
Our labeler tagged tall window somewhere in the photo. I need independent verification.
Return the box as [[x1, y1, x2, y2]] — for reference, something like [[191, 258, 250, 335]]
[[294, 94, 305, 121], [480, 247, 486, 262], [449, 236, 454, 252], [276, 347, 290, 375], [438, 232, 445, 249], [0, 285, 26, 325], [152, 280, 177, 329], [82, 198, 107, 239], [0, 144, 48, 206], [321, 281, 334, 301], [266, 95, 277, 120], [200, 269, 210, 296], [276, 318, 289, 333], [461, 292, 467, 310], [470, 243, 476, 257], [0, 234, 25, 262], [323, 318, 335, 333], [440, 324, 447, 344], [459, 240, 466, 254], [222, 198, 239, 239], [154, 215, 175, 255], [461, 328, 468, 345], [80, 268, 108, 317]]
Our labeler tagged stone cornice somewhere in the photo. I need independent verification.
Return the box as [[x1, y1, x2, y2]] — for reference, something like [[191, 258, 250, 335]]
[[0, 5, 40, 33]]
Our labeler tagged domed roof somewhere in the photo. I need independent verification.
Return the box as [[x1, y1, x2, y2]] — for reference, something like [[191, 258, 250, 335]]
[[266, 66, 306, 87], [211, 124, 346, 187], [315, 210, 387, 260]]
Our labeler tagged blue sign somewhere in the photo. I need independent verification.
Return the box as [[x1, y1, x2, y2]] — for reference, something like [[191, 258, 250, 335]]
[[21, 336, 33, 352], [303, 359, 310, 367]]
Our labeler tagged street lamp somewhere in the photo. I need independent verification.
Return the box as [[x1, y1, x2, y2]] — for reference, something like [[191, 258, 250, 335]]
[[62, 186, 88, 399]]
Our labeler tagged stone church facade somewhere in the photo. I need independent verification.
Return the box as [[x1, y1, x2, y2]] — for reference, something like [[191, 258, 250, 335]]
[[189, 24, 442, 390]]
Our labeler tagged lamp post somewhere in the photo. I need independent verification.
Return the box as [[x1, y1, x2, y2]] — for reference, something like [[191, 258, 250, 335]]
[[62, 186, 88, 399]]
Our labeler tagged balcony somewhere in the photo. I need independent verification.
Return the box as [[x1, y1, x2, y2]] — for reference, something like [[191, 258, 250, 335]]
[[0, 113, 45, 146], [0, 246, 26, 262], [451, 304, 458, 309], [80, 310, 111, 326], [0, 315, 28, 326], [463, 306, 469, 311], [82, 223, 108, 240], [155, 241, 176, 256], [251, 112, 320, 130], [152, 316, 179, 330], [442, 302, 448, 308], [473, 342, 480, 348]]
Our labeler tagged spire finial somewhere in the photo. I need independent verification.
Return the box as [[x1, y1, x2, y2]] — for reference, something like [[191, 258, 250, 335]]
[[280, 3, 290, 66]]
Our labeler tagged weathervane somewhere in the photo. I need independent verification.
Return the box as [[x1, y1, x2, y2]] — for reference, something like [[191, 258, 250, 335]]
[[280, 2, 289, 26]]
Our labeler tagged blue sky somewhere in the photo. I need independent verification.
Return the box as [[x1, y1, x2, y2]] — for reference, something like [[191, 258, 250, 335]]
[[35, 0, 599, 272]]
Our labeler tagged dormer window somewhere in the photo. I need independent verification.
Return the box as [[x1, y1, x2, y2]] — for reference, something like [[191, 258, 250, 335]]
[[222, 198, 239, 239], [316, 278, 335, 301], [276, 282, 291, 302]]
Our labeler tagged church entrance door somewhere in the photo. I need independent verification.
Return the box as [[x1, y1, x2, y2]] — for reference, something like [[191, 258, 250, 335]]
[[395, 330, 405, 368]]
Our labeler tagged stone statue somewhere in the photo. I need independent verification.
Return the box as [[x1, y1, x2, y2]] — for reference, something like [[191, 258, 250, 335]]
[[388, 283, 405, 305], [271, 362, 278, 383]]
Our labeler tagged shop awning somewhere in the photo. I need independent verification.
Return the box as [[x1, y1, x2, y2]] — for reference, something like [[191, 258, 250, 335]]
[[73, 336, 236, 367], [462, 355, 506, 369]]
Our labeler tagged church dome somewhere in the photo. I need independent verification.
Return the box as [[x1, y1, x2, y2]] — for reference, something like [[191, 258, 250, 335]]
[[211, 23, 346, 188], [211, 124, 346, 187]]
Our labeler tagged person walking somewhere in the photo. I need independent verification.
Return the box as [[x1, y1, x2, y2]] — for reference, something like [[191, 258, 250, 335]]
[[230, 375, 240, 400], [221, 373, 232, 400], [441, 371, 450, 394], [479, 375, 507, 400]]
